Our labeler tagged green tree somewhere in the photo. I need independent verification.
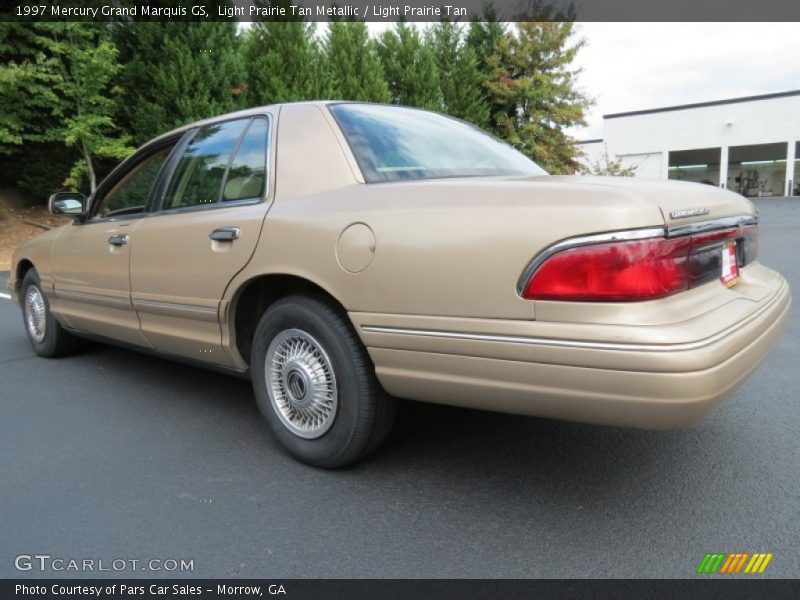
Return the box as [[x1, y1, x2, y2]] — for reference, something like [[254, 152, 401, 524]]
[[243, 1, 331, 105], [47, 24, 132, 192], [0, 24, 48, 153], [428, 21, 489, 127], [465, 6, 506, 80], [483, 22, 590, 173], [114, 19, 245, 144], [1, 23, 131, 193], [324, 21, 390, 102], [376, 22, 441, 110], [464, 8, 506, 130], [0, 24, 78, 201]]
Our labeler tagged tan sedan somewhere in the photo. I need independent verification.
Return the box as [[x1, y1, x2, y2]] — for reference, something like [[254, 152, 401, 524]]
[[9, 102, 791, 467]]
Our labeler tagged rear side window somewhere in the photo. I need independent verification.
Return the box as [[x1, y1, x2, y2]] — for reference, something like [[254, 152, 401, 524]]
[[223, 118, 269, 202], [163, 117, 270, 209], [163, 120, 248, 209]]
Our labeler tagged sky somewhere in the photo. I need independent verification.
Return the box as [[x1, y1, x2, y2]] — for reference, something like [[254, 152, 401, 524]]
[[259, 21, 800, 143], [366, 22, 800, 141], [571, 23, 800, 140]]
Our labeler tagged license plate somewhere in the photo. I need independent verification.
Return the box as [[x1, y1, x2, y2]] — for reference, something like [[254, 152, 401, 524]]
[[720, 241, 739, 287]]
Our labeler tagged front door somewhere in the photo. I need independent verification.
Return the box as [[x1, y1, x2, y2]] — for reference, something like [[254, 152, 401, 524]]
[[129, 115, 273, 366], [51, 144, 175, 345]]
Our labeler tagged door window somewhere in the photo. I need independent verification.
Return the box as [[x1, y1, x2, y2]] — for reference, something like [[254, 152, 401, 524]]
[[223, 118, 269, 202], [162, 119, 249, 210], [93, 147, 171, 219]]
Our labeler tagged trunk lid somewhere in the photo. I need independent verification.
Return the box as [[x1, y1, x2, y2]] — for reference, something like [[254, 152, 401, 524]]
[[524, 175, 757, 229]]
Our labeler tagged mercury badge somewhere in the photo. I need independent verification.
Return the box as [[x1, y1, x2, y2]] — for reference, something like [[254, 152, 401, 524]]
[[670, 208, 710, 219]]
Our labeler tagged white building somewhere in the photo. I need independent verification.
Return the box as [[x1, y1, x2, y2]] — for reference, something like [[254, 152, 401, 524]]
[[579, 90, 800, 197]]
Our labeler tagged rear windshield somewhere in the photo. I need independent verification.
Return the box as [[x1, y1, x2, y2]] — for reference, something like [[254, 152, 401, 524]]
[[329, 103, 547, 183]]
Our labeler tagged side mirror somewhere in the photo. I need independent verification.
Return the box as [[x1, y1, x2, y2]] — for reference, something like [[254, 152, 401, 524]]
[[49, 192, 87, 218]]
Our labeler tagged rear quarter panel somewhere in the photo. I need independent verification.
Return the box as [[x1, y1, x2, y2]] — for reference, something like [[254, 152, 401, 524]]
[[228, 175, 665, 321]]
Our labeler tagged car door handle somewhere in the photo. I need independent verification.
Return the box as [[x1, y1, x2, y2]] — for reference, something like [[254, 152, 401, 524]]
[[209, 227, 240, 241], [108, 234, 129, 246]]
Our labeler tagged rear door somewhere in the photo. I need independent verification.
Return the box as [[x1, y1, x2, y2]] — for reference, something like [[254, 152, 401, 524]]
[[129, 114, 274, 366]]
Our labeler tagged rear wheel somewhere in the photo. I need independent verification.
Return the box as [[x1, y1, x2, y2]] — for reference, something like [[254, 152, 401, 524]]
[[21, 269, 82, 358], [251, 294, 396, 468]]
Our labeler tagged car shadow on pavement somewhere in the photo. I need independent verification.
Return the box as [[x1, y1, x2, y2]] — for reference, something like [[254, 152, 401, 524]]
[[361, 395, 743, 518], [68, 338, 737, 516]]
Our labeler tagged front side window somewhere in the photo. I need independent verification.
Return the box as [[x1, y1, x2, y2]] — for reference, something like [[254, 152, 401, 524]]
[[93, 147, 171, 219], [162, 119, 249, 210], [329, 103, 547, 183]]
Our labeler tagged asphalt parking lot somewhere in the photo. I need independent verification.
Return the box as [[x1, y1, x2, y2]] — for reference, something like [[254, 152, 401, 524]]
[[1, 198, 798, 579]]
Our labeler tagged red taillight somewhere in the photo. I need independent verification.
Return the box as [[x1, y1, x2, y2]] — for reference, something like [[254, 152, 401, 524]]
[[522, 226, 758, 302], [522, 237, 690, 301]]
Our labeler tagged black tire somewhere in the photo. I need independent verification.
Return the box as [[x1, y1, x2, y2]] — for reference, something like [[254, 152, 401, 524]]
[[20, 268, 83, 358], [251, 294, 396, 468]]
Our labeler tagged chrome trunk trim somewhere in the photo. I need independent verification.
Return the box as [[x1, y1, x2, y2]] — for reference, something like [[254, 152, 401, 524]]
[[665, 214, 758, 238]]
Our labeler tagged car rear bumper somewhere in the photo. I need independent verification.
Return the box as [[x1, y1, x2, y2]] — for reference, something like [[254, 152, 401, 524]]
[[354, 268, 791, 429]]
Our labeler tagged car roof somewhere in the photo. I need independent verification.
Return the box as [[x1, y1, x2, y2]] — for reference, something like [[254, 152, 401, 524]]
[[146, 100, 452, 148], [148, 100, 402, 147], [146, 100, 320, 145]]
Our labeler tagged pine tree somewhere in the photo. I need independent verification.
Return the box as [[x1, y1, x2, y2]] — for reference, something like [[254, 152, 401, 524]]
[[465, 7, 506, 80], [375, 22, 441, 110], [428, 21, 489, 127], [324, 21, 390, 103], [243, 1, 331, 105], [464, 8, 507, 132], [483, 22, 590, 173], [114, 20, 245, 144]]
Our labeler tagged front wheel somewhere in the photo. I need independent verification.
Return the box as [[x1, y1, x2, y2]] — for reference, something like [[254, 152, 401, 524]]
[[21, 268, 82, 358], [251, 294, 396, 468]]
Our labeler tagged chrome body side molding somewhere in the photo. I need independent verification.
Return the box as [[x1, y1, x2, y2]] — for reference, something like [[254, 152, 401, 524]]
[[54, 288, 219, 322], [361, 281, 784, 354], [55, 289, 131, 306]]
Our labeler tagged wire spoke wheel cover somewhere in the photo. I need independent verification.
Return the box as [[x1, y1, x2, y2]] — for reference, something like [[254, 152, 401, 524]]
[[265, 328, 338, 439], [24, 285, 47, 343]]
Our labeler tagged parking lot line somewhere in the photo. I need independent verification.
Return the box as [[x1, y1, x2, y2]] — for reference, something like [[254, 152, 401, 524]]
[[0, 293, 11, 300]]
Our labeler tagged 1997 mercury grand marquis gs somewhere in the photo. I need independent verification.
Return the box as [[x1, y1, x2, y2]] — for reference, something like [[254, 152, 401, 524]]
[[9, 102, 791, 467]]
